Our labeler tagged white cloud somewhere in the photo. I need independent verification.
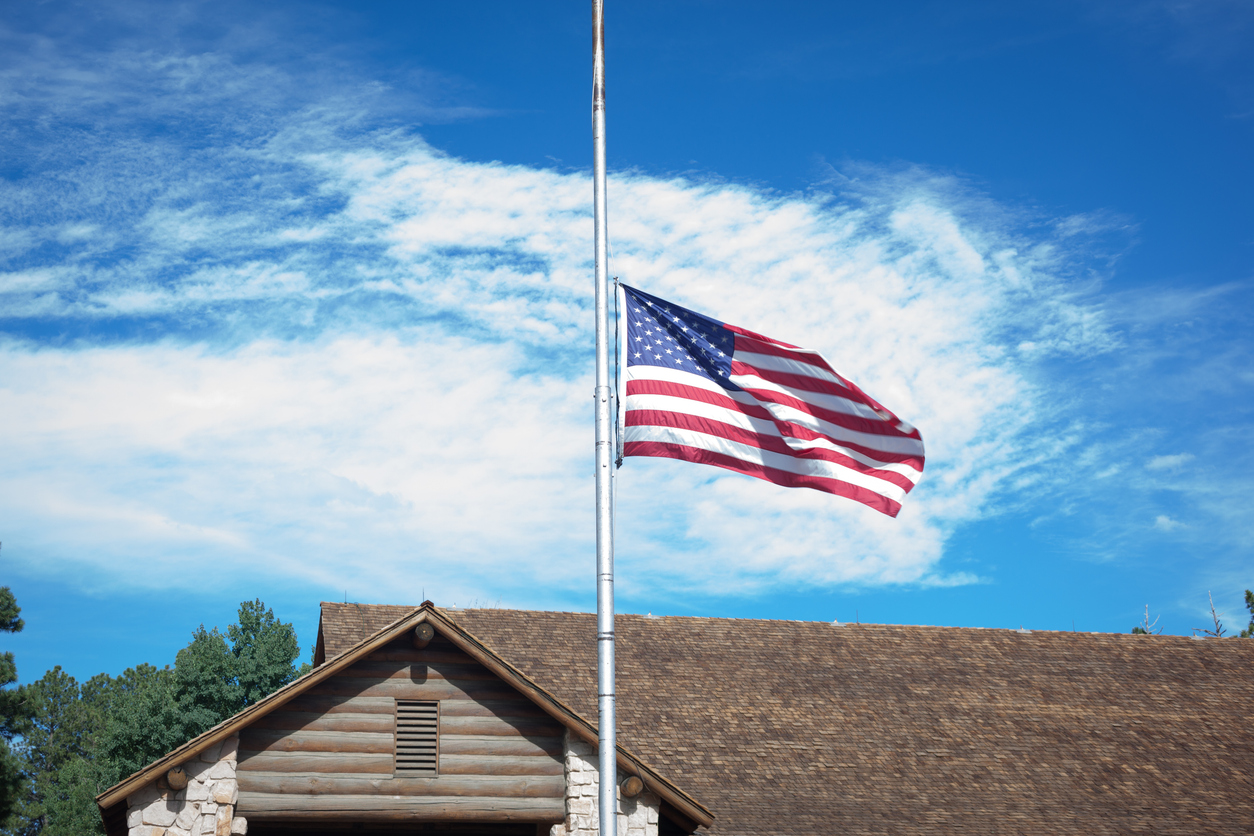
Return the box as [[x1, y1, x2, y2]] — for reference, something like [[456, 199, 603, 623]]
[[1146, 453, 1195, 471], [0, 111, 1126, 604], [1154, 515, 1184, 532], [17, 26, 1225, 606]]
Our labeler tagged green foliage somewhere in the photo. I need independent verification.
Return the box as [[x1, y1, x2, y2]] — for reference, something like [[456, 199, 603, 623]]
[[0, 588, 29, 824], [3, 599, 302, 836], [228, 600, 300, 707], [1131, 626, 1148, 634], [174, 599, 300, 743], [1241, 590, 1254, 638], [7, 668, 113, 836], [97, 664, 184, 782], [36, 756, 111, 836]]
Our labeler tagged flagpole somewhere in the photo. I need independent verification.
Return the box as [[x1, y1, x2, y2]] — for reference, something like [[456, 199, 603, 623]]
[[590, 2, 617, 836]]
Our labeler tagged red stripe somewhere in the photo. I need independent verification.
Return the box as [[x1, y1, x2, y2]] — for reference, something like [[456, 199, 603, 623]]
[[724, 323, 801, 350], [624, 440, 903, 518], [730, 371, 922, 442], [731, 333, 907, 421], [732, 355, 862, 403], [627, 378, 775, 420], [625, 378, 925, 468], [731, 360, 904, 437], [626, 409, 918, 492], [731, 331, 834, 373]]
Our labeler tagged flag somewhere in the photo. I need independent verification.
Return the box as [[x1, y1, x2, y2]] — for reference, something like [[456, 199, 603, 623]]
[[620, 284, 925, 517]]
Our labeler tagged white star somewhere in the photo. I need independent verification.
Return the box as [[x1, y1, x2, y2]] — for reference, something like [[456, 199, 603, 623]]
[[633, 352, 642, 359], [674, 358, 683, 365]]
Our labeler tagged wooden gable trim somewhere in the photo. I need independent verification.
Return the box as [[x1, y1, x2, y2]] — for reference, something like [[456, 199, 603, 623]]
[[427, 607, 715, 828], [96, 603, 714, 830], [95, 604, 435, 810]]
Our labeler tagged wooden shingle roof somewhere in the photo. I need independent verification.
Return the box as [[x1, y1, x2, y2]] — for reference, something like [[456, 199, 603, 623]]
[[319, 602, 1254, 836]]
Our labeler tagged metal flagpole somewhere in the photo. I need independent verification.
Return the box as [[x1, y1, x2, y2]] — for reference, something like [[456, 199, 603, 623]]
[[590, 2, 617, 836]]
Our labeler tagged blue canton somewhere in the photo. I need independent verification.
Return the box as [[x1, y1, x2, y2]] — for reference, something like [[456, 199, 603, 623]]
[[621, 285, 740, 391]]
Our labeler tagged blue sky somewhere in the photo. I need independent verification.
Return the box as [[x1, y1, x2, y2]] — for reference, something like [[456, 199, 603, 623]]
[[2, 0, 1252, 684]]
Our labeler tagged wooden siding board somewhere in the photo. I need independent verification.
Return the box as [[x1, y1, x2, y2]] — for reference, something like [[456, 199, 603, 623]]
[[238, 792, 565, 823], [237, 774, 565, 798], [235, 636, 566, 822]]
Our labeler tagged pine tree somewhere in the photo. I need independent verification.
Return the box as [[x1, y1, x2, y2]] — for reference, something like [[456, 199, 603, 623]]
[[0, 588, 29, 823]]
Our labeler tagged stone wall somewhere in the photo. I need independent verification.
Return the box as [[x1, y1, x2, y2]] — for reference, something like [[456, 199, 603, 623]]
[[554, 731, 660, 836], [125, 734, 247, 836]]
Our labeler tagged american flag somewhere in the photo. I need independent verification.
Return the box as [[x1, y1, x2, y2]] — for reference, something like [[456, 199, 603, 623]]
[[620, 284, 925, 517]]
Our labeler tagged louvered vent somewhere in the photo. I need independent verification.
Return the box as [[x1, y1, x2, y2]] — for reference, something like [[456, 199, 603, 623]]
[[395, 700, 439, 776]]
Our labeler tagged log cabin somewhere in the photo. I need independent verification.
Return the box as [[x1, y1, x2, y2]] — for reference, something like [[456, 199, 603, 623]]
[[97, 601, 1254, 836]]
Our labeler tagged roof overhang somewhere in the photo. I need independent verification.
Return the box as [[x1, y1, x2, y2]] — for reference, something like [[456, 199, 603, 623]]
[[96, 602, 714, 829]]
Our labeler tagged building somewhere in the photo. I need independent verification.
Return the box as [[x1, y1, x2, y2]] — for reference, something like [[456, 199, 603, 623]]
[[98, 602, 1254, 836]]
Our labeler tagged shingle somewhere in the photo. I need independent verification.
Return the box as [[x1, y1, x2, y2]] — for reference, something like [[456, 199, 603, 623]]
[[319, 604, 1254, 836]]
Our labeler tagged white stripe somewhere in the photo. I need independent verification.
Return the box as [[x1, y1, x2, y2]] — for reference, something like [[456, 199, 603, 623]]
[[628, 363, 925, 458], [625, 364, 760, 407], [626, 392, 923, 483], [734, 351, 883, 421], [624, 424, 908, 503], [731, 368, 881, 423], [734, 378, 924, 457]]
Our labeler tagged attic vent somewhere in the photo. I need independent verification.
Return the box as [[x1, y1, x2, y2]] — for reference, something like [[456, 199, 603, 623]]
[[395, 700, 439, 776]]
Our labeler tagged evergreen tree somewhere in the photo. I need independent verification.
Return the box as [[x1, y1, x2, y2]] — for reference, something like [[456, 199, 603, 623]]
[[1241, 590, 1254, 638], [7, 669, 112, 836], [0, 588, 29, 823], [4, 599, 302, 836]]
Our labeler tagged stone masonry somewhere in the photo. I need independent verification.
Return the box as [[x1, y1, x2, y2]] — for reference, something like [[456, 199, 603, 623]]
[[125, 733, 247, 836], [553, 731, 660, 836]]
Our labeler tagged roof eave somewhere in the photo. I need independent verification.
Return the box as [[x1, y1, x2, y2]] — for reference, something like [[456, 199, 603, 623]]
[[96, 603, 714, 829]]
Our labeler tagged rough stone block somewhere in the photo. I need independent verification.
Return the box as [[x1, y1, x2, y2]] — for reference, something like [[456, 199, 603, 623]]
[[128, 807, 144, 828], [175, 801, 201, 830], [567, 736, 594, 757], [215, 805, 233, 836], [186, 781, 210, 802], [130, 783, 164, 808], [208, 760, 235, 780], [167, 828, 191, 836], [219, 736, 239, 764], [211, 780, 237, 805], [568, 797, 593, 817], [143, 798, 179, 827], [201, 801, 218, 816], [229, 816, 248, 835], [192, 762, 215, 784], [199, 741, 222, 763], [569, 771, 593, 786]]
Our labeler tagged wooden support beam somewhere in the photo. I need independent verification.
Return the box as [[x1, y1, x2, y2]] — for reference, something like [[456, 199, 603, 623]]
[[238, 792, 565, 822]]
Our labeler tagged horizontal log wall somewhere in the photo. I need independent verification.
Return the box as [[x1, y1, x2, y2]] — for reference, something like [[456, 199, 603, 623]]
[[238, 637, 567, 823]]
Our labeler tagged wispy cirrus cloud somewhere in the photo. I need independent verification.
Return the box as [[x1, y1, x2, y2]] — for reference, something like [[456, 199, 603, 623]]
[[0, 3, 1248, 614]]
